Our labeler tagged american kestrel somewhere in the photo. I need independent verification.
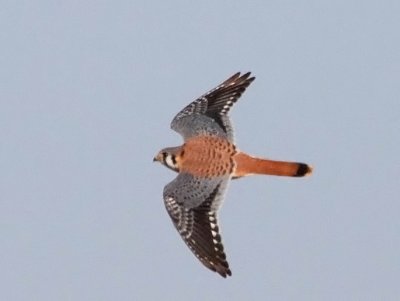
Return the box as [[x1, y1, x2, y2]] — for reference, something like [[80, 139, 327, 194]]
[[154, 72, 312, 277]]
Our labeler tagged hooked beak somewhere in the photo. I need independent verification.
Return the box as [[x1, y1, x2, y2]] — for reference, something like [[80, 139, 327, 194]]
[[153, 153, 161, 162]]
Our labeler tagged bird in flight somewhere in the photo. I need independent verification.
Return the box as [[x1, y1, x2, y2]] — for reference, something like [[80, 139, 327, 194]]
[[154, 72, 313, 277]]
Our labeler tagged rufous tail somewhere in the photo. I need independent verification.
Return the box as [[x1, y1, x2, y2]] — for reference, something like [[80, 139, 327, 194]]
[[233, 152, 313, 178]]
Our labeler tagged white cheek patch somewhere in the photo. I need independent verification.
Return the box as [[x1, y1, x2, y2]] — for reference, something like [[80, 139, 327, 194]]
[[165, 155, 177, 169]]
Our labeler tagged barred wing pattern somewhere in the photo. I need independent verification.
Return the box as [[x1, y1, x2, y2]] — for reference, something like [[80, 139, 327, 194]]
[[163, 173, 231, 277], [171, 72, 255, 142]]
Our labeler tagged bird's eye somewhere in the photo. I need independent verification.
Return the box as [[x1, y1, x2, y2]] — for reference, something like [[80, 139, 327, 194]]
[[162, 152, 167, 159]]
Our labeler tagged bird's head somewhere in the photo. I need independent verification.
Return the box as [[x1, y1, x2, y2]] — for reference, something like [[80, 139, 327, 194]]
[[153, 146, 181, 172]]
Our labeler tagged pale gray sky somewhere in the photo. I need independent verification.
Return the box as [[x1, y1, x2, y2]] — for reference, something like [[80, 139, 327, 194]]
[[1, 1, 399, 300]]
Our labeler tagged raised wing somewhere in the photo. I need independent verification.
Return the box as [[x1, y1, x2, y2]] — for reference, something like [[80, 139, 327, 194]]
[[163, 173, 232, 277], [171, 72, 255, 142]]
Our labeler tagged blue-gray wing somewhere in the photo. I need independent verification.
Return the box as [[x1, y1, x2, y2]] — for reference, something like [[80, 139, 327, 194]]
[[163, 173, 232, 277], [171, 72, 255, 142]]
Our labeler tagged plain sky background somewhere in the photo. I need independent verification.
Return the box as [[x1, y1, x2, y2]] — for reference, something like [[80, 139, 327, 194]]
[[1, 1, 399, 300]]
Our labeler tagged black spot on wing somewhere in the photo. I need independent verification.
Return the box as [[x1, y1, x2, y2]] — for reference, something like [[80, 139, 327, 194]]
[[171, 72, 255, 137], [199, 72, 254, 134], [204, 72, 255, 116], [163, 183, 232, 278]]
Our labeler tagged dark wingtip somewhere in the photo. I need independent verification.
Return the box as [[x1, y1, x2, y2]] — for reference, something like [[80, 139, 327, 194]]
[[217, 267, 232, 278], [240, 71, 255, 82], [295, 163, 313, 177]]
